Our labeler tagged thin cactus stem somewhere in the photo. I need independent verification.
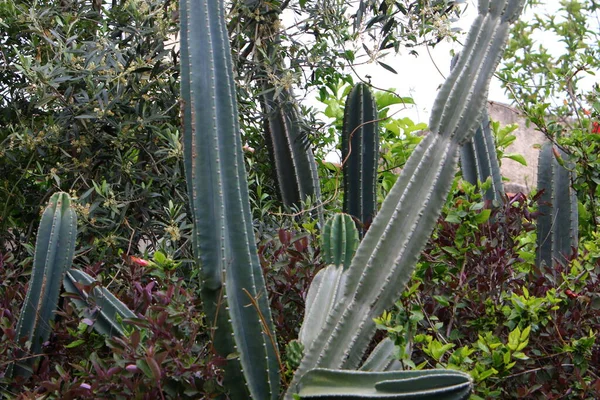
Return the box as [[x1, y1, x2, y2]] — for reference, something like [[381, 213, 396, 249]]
[[63, 268, 136, 337], [262, 88, 323, 215], [536, 142, 578, 272]]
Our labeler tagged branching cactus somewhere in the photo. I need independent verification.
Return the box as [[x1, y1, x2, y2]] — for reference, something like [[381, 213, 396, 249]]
[[536, 142, 578, 271], [290, 0, 526, 395], [180, 0, 279, 398], [9, 192, 77, 378], [342, 83, 380, 235], [180, 0, 526, 399], [452, 55, 505, 203]]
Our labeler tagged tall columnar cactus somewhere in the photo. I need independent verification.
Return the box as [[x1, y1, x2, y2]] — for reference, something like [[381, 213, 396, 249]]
[[263, 87, 322, 215], [452, 55, 505, 203], [536, 142, 578, 270], [9, 192, 77, 378], [289, 0, 526, 395], [342, 83, 380, 234], [180, 0, 279, 398]]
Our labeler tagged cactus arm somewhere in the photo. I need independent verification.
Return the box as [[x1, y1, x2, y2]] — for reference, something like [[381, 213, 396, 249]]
[[300, 214, 358, 351], [359, 338, 403, 372], [263, 88, 322, 212], [299, 264, 347, 352], [460, 113, 505, 202], [180, 0, 279, 398], [63, 269, 135, 337], [287, 1, 525, 395], [536, 142, 555, 268], [429, 0, 524, 144], [451, 54, 505, 202], [9, 192, 77, 378], [552, 147, 578, 263], [322, 213, 359, 268], [296, 368, 472, 399], [342, 83, 380, 235]]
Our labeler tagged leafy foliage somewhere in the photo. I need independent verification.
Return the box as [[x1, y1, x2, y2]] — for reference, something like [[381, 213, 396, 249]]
[[377, 179, 600, 398], [498, 0, 600, 238], [0, 0, 189, 265]]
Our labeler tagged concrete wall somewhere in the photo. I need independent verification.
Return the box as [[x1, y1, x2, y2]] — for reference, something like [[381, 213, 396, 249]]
[[487, 101, 547, 193]]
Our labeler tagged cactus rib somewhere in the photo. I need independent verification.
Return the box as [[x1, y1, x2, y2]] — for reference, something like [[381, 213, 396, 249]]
[[180, 0, 279, 398]]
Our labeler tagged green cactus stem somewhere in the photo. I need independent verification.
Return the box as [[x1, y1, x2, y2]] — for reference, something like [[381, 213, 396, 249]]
[[342, 83, 380, 234], [296, 368, 472, 399], [536, 142, 578, 271], [452, 54, 505, 203], [63, 269, 136, 337], [321, 213, 359, 268], [9, 192, 77, 378], [180, 0, 279, 398], [299, 214, 358, 351], [263, 87, 322, 214]]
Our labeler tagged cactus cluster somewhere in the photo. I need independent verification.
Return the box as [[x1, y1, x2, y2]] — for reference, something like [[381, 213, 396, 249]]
[[8, 192, 136, 379], [536, 142, 578, 271], [342, 83, 380, 235], [177, 0, 527, 399]]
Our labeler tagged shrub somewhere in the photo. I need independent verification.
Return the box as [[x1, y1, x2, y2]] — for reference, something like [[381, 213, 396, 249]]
[[377, 179, 600, 398]]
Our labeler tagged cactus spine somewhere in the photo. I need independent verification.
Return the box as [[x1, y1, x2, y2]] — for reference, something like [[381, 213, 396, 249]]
[[536, 142, 578, 270], [342, 83, 380, 234], [289, 0, 526, 395], [180, 0, 279, 398], [10, 192, 77, 378]]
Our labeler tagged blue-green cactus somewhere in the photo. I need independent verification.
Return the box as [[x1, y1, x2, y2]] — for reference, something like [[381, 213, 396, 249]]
[[536, 142, 578, 271], [342, 83, 380, 234], [9, 192, 77, 378], [180, 0, 279, 398]]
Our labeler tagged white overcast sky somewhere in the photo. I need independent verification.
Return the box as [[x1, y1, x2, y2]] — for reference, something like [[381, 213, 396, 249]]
[[287, 0, 596, 125]]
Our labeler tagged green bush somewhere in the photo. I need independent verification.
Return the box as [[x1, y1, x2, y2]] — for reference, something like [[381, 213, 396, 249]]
[[377, 179, 600, 398]]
